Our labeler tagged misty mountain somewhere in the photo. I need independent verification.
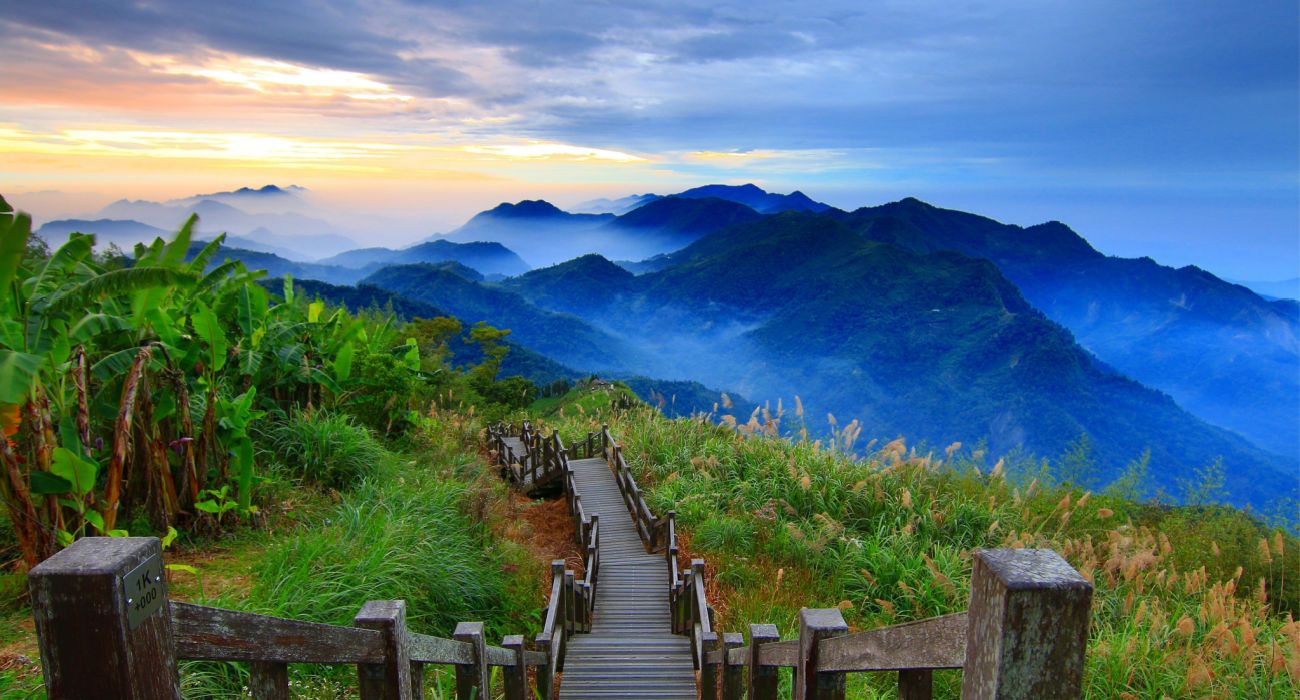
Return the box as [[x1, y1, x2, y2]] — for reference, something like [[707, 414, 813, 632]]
[[504, 213, 1296, 510], [319, 239, 530, 277], [170, 184, 307, 211], [440, 195, 765, 267], [35, 218, 169, 249], [572, 193, 661, 215], [1229, 277, 1300, 301], [674, 183, 832, 214], [184, 241, 368, 285], [606, 196, 763, 243], [362, 263, 641, 372], [96, 197, 355, 259], [841, 198, 1300, 461]]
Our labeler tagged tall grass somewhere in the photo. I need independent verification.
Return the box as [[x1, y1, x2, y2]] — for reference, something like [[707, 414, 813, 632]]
[[260, 410, 390, 489], [180, 409, 540, 696], [543, 399, 1299, 698]]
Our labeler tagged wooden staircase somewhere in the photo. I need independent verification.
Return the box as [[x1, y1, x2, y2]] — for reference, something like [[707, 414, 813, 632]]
[[559, 456, 695, 699]]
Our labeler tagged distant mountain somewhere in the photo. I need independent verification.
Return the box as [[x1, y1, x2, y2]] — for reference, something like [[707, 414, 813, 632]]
[[440, 200, 614, 267], [171, 184, 307, 210], [842, 197, 1300, 461], [673, 183, 832, 214], [1230, 277, 1300, 301], [439, 195, 767, 267], [361, 264, 641, 372], [605, 196, 763, 243], [35, 218, 169, 249], [572, 193, 661, 215], [320, 240, 530, 277], [95, 197, 354, 259], [184, 240, 365, 285], [500, 254, 636, 316], [505, 212, 1296, 510]]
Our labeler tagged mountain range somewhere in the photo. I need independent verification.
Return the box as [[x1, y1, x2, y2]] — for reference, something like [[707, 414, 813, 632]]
[[16, 182, 1296, 509]]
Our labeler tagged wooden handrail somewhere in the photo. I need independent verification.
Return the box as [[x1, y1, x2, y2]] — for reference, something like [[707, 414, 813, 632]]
[[30, 537, 554, 700]]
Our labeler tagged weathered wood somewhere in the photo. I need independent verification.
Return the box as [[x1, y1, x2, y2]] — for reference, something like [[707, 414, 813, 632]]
[[354, 600, 412, 700], [701, 629, 721, 699], [749, 624, 781, 700], [172, 602, 385, 662], [899, 669, 933, 700], [406, 632, 474, 665], [249, 661, 289, 700], [29, 537, 180, 699], [796, 608, 848, 700], [454, 621, 490, 700], [960, 549, 1093, 700], [816, 612, 967, 672], [722, 631, 745, 700], [502, 634, 527, 700]]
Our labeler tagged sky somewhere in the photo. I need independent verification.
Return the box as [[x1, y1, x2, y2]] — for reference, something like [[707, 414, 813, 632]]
[[0, 0, 1296, 279]]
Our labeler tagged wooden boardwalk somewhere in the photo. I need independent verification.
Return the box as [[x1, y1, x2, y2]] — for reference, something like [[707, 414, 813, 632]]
[[558, 456, 695, 699], [500, 435, 696, 696]]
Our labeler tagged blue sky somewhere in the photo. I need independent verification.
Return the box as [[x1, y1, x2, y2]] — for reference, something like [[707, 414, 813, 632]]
[[1, 0, 1296, 278]]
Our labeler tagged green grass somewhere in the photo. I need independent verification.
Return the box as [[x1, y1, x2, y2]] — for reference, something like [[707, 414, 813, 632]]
[[259, 409, 391, 490]]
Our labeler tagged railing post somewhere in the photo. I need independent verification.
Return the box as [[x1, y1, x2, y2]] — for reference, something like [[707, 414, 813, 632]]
[[564, 570, 576, 637], [354, 600, 413, 700], [250, 661, 290, 700], [454, 621, 490, 700], [748, 623, 780, 700], [701, 631, 721, 699], [796, 608, 848, 700], [961, 549, 1093, 699], [502, 634, 527, 700], [601, 423, 608, 455], [722, 631, 744, 700], [29, 537, 179, 699]]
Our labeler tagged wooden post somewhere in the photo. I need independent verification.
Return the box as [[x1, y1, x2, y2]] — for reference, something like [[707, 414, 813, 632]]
[[899, 669, 933, 700], [701, 631, 720, 699], [961, 549, 1093, 699], [354, 600, 412, 700], [564, 570, 576, 636], [749, 623, 780, 700], [601, 423, 609, 455], [502, 634, 527, 700], [454, 621, 490, 700], [29, 537, 180, 699], [721, 631, 744, 700], [796, 608, 848, 700], [250, 662, 289, 699]]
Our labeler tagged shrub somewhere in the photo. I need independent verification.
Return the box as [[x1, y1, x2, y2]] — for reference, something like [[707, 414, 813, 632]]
[[262, 411, 389, 489]]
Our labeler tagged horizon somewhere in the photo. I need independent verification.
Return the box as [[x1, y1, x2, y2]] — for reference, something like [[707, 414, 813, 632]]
[[2, 1, 1297, 279]]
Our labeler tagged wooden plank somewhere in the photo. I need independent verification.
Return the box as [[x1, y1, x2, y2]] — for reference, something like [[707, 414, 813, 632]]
[[172, 602, 384, 663], [407, 632, 473, 665], [29, 537, 180, 699], [816, 612, 967, 672]]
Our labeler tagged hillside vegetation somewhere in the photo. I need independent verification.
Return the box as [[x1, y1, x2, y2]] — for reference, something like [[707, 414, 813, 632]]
[[534, 385, 1299, 698]]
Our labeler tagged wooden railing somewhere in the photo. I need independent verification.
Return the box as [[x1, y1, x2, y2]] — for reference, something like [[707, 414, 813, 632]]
[[28, 537, 550, 699], [488, 424, 602, 696], [600, 425, 665, 551]]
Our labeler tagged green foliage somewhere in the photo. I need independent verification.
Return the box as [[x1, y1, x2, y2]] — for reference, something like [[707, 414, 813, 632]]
[[262, 410, 389, 489]]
